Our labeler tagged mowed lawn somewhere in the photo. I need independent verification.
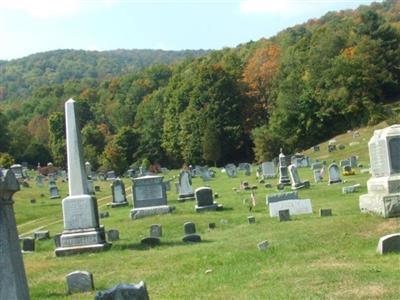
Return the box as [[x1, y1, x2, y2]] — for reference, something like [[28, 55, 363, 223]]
[[14, 122, 400, 299]]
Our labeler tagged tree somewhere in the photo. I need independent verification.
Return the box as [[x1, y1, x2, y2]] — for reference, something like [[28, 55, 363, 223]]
[[202, 121, 221, 166], [48, 112, 66, 167]]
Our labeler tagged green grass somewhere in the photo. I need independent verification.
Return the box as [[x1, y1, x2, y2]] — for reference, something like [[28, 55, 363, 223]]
[[14, 121, 400, 299]]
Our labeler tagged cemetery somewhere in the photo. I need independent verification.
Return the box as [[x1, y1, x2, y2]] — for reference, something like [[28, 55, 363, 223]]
[[1, 115, 399, 299]]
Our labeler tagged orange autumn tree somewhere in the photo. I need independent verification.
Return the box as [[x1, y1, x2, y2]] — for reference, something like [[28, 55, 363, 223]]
[[243, 45, 281, 125]]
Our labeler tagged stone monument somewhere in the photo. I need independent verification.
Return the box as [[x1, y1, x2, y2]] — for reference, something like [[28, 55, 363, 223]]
[[110, 178, 128, 207], [178, 169, 195, 201], [55, 99, 109, 256], [278, 149, 291, 186], [0, 170, 31, 300], [360, 125, 400, 217], [130, 175, 173, 219]]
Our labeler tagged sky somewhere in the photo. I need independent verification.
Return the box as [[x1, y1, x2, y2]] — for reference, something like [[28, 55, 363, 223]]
[[0, 0, 381, 60]]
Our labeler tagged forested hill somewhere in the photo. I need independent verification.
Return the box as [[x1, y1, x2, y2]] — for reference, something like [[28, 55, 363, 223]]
[[0, 0, 400, 173], [0, 49, 209, 101]]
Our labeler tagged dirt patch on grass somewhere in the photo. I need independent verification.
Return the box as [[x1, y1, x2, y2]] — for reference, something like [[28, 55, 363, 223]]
[[328, 284, 388, 299], [310, 258, 354, 269], [358, 219, 399, 238]]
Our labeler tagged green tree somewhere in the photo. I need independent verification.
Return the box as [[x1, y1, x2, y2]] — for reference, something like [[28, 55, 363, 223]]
[[202, 121, 221, 166], [48, 112, 66, 167]]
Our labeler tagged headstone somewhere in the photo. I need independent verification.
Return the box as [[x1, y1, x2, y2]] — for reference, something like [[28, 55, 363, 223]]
[[241, 163, 252, 176], [164, 180, 171, 191], [150, 224, 162, 237], [178, 170, 195, 201], [22, 238, 35, 252], [53, 234, 61, 248], [0, 170, 30, 299], [60, 170, 68, 181], [266, 191, 313, 217], [130, 175, 172, 219], [141, 224, 162, 247], [225, 164, 237, 177], [257, 240, 269, 251], [95, 185, 101, 192], [35, 175, 45, 187], [311, 162, 323, 170], [359, 125, 400, 217], [319, 208, 332, 217], [313, 145, 320, 152], [66, 271, 94, 294], [328, 163, 342, 184], [208, 223, 216, 229], [34, 230, 50, 240], [30, 198, 36, 204], [95, 281, 150, 300], [340, 159, 350, 167], [261, 161, 275, 179], [248, 216, 256, 224], [195, 187, 223, 212], [110, 178, 128, 207], [314, 170, 322, 183], [106, 171, 116, 181], [278, 209, 291, 222], [182, 222, 201, 242], [55, 99, 109, 257], [278, 149, 291, 186], [85, 161, 92, 179], [342, 184, 361, 194], [10, 164, 24, 179], [349, 156, 358, 168], [376, 233, 400, 254], [107, 230, 120, 241], [99, 211, 110, 219], [198, 166, 211, 181], [288, 164, 309, 190], [49, 181, 60, 199]]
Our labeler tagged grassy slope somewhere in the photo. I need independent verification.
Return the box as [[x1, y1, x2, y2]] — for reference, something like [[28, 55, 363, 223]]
[[14, 121, 400, 299]]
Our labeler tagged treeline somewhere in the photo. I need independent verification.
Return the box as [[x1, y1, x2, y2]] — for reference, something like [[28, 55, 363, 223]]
[[0, 0, 400, 173]]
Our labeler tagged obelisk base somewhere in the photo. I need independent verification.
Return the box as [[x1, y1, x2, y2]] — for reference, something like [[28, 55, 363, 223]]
[[55, 226, 110, 257]]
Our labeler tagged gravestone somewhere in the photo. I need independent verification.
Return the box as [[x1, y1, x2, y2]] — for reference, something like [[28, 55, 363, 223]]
[[178, 170, 195, 201], [110, 178, 128, 207], [22, 238, 35, 252], [313, 145, 320, 152], [266, 191, 313, 217], [278, 209, 291, 222], [141, 224, 162, 247], [164, 180, 171, 191], [376, 233, 400, 254], [208, 223, 216, 229], [340, 159, 350, 167], [314, 170, 322, 183], [66, 271, 94, 294], [248, 216, 256, 224], [257, 240, 269, 251], [349, 156, 358, 167], [319, 208, 332, 217], [0, 170, 30, 300], [53, 234, 61, 248], [35, 175, 45, 187], [198, 166, 211, 181], [195, 187, 223, 212], [55, 99, 109, 257], [261, 161, 275, 179], [49, 181, 60, 199], [278, 149, 291, 186], [34, 230, 50, 240], [328, 163, 342, 184], [288, 164, 309, 190], [343, 184, 361, 194], [10, 164, 24, 180], [311, 162, 323, 170], [225, 164, 237, 178], [106, 171, 116, 181], [60, 170, 68, 181], [239, 163, 252, 176], [359, 125, 400, 218], [85, 161, 92, 179], [130, 175, 172, 219], [95, 281, 149, 300], [107, 230, 120, 241], [150, 224, 162, 237], [182, 222, 201, 242]]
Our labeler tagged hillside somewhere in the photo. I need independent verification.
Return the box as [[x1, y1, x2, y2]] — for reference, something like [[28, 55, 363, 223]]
[[15, 121, 400, 299], [0, 48, 209, 101]]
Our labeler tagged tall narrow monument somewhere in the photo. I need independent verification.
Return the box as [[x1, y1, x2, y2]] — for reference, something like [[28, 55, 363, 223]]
[[0, 170, 30, 299], [360, 125, 400, 217], [55, 99, 109, 256], [278, 149, 291, 186]]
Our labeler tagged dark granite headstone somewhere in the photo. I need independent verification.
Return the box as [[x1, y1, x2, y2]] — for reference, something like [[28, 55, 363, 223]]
[[319, 208, 332, 217], [278, 209, 291, 222], [95, 281, 149, 300], [22, 238, 35, 252], [377, 233, 400, 254], [107, 230, 120, 241], [66, 271, 94, 294]]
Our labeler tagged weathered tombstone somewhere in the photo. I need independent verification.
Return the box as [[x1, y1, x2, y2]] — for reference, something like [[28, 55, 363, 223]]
[[66, 271, 94, 294], [164, 180, 171, 191], [314, 170, 322, 183], [48, 173, 57, 183], [257, 240, 269, 251], [349, 155, 358, 167], [35, 175, 45, 187], [319, 208, 332, 217], [288, 164, 309, 190], [182, 222, 201, 242], [311, 162, 323, 170], [328, 163, 342, 184], [376, 233, 400, 254], [278, 149, 290, 186], [85, 161, 92, 179], [22, 238, 35, 252], [178, 170, 195, 201], [34, 230, 50, 240], [60, 170, 68, 181], [0, 170, 30, 299], [49, 181, 61, 199], [150, 224, 162, 237], [130, 175, 172, 219], [313, 145, 320, 152], [261, 161, 276, 179], [198, 166, 211, 181], [266, 191, 312, 217], [10, 164, 24, 180], [30, 198, 36, 204], [106, 171, 116, 181], [53, 234, 61, 248], [248, 216, 256, 224], [99, 211, 110, 219], [55, 99, 109, 256], [359, 126, 400, 217], [95, 281, 149, 300], [240, 163, 252, 176], [225, 164, 237, 178], [110, 178, 128, 207], [340, 159, 350, 167], [141, 224, 161, 247], [278, 209, 291, 222], [107, 229, 120, 241], [208, 223, 216, 229], [195, 187, 223, 212], [342, 184, 361, 194]]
